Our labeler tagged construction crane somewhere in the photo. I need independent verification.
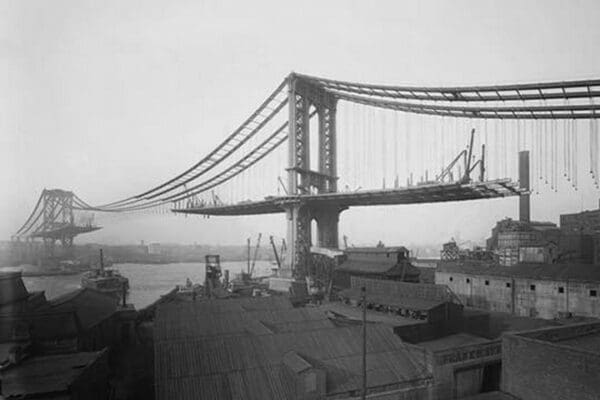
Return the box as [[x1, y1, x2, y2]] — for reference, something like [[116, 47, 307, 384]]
[[249, 233, 262, 277], [270, 235, 282, 269]]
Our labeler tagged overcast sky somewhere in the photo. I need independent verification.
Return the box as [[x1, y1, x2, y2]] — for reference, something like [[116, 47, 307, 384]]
[[2, 0, 600, 247]]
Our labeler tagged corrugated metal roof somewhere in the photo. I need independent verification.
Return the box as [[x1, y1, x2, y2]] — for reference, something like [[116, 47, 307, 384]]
[[155, 324, 430, 399], [155, 305, 331, 341], [438, 261, 600, 282], [0, 350, 106, 398]]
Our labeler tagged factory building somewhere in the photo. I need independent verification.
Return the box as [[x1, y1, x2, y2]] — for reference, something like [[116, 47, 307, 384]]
[[154, 296, 435, 400], [499, 321, 600, 400], [332, 247, 420, 290], [435, 262, 600, 319]]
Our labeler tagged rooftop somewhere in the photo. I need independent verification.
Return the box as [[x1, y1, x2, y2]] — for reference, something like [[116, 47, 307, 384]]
[[320, 302, 426, 327], [515, 321, 600, 355], [0, 350, 106, 398], [155, 325, 431, 399], [49, 288, 119, 331], [155, 306, 335, 341], [154, 296, 432, 400], [417, 333, 491, 352], [0, 271, 29, 306]]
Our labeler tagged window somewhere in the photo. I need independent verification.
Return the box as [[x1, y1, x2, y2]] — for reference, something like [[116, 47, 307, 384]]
[[485, 280, 490, 286], [558, 287, 564, 294], [530, 284, 536, 291], [466, 278, 471, 283], [591, 290, 598, 297], [449, 277, 453, 282], [506, 282, 511, 288]]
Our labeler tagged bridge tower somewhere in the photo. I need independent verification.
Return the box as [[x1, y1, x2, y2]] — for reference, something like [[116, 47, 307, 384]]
[[41, 189, 76, 255], [284, 74, 345, 278]]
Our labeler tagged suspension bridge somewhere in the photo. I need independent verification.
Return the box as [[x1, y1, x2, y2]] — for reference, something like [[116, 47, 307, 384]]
[[13, 72, 600, 278]]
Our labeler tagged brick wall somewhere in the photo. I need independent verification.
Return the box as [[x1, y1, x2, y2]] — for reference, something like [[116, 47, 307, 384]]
[[502, 329, 600, 400]]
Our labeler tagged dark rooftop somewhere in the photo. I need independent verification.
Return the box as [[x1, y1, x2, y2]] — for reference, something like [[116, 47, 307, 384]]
[[155, 325, 431, 400], [417, 333, 491, 352], [0, 271, 29, 306], [0, 350, 106, 398], [154, 296, 432, 400], [155, 306, 335, 341], [48, 288, 118, 331]]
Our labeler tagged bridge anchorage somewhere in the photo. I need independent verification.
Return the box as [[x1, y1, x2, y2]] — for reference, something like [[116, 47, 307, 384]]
[[14, 189, 100, 259]]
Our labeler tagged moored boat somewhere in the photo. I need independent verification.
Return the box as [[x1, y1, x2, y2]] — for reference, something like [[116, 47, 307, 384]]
[[81, 249, 129, 299]]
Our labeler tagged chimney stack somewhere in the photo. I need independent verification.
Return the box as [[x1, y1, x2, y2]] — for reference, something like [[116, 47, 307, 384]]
[[519, 151, 530, 223]]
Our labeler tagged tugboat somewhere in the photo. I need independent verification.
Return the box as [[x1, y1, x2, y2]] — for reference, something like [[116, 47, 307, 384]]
[[81, 249, 129, 299]]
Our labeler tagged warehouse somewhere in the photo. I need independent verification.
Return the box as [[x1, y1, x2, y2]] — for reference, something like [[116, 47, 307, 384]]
[[436, 262, 600, 319]]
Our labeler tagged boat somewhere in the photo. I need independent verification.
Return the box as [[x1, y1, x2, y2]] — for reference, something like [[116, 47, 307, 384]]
[[81, 249, 129, 299]]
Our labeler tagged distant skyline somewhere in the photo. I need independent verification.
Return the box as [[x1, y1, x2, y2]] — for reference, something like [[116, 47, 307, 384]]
[[2, 0, 600, 247]]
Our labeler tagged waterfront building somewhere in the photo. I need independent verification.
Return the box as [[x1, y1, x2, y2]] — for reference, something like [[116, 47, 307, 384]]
[[332, 246, 420, 290], [436, 262, 600, 319]]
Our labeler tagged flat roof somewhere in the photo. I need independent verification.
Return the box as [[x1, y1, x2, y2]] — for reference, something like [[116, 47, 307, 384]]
[[417, 333, 491, 352], [0, 350, 106, 398], [319, 302, 426, 327]]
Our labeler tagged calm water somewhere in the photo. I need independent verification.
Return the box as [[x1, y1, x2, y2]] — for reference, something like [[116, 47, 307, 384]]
[[3, 261, 276, 309]]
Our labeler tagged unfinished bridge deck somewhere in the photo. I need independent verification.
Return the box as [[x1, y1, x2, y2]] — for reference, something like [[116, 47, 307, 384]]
[[175, 179, 524, 216]]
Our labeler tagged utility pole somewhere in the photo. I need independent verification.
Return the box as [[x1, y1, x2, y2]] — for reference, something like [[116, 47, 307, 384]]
[[361, 286, 367, 400]]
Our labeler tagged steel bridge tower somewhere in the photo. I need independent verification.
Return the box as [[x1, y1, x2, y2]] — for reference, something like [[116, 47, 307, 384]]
[[284, 74, 345, 278]]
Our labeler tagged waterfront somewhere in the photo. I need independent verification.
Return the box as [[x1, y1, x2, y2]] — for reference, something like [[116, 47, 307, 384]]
[[0, 260, 276, 309]]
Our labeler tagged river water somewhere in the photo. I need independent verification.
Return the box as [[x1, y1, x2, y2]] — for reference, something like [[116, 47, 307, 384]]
[[2, 261, 276, 309]]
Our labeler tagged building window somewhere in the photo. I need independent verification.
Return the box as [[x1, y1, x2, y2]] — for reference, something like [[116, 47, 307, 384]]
[[558, 287, 564, 294], [485, 280, 490, 286], [591, 290, 598, 297], [530, 284, 536, 291], [506, 282, 511, 288], [449, 277, 453, 282], [466, 278, 471, 283]]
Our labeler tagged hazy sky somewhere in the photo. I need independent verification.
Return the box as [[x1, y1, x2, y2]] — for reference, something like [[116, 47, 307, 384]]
[[2, 0, 600, 247]]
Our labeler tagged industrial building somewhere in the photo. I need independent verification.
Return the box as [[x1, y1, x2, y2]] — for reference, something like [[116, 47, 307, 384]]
[[436, 261, 600, 319], [154, 295, 435, 400], [332, 247, 421, 290], [489, 321, 600, 400]]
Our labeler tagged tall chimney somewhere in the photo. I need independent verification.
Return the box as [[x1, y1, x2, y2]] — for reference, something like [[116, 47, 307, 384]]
[[519, 151, 530, 223]]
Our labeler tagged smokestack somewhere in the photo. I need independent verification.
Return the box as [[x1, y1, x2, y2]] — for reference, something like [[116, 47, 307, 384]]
[[519, 151, 530, 223]]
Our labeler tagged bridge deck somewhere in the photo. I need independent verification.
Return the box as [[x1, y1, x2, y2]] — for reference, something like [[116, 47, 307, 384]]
[[175, 179, 524, 216], [31, 224, 101, 239]]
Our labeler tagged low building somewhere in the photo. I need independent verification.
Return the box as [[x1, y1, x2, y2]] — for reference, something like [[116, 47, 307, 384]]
[[154, 296, 434, 400], [500, 321, 600, 400], [333, 246, 420, 289], [337, 276, 464, 340], [436, 261, 600, 319], [0, 349, 109, 400]]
